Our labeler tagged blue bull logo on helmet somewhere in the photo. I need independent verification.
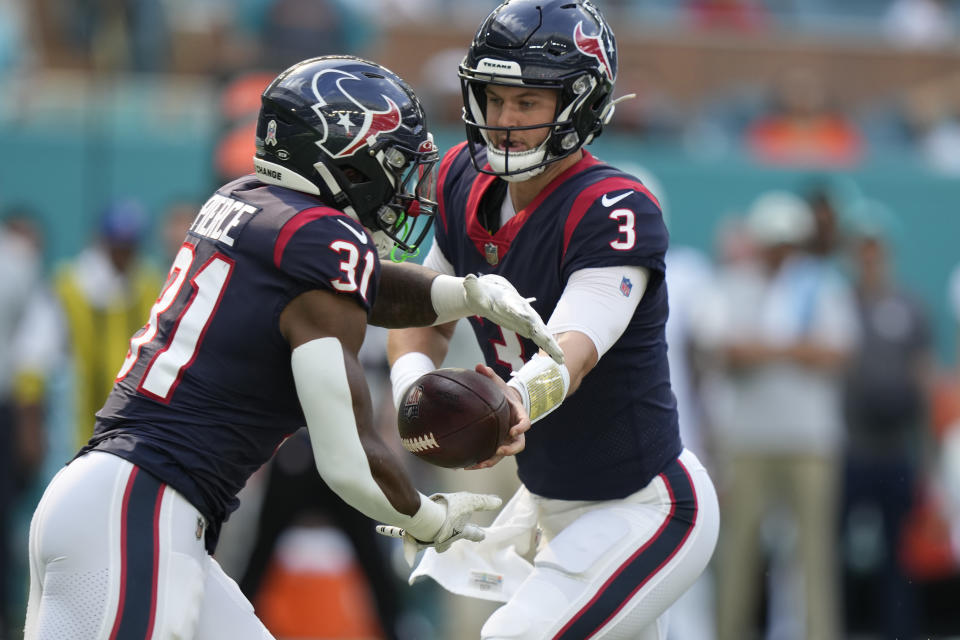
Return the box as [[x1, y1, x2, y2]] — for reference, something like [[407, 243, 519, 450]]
[[310, 69, 402, 159]]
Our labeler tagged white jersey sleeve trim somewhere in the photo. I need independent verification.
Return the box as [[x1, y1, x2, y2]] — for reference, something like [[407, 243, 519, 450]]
[[546, 266, 649, 358]]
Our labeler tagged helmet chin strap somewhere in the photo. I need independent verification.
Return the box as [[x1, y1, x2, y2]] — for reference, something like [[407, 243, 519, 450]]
[[486, 145, 549, 182], [313, 161, 360, 222], [370, 230, 395, 259], [315, 160, 400, 259]]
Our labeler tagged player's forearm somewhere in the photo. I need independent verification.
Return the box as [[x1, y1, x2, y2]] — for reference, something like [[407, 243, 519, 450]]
[[553, 330, 598, 395], [387, 324, 455, 367], [369, 262, 439, 328]]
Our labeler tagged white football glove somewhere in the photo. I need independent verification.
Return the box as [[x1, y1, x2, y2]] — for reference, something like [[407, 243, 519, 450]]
[[376, 491, 502, 567], [462, 274, 564, 365]]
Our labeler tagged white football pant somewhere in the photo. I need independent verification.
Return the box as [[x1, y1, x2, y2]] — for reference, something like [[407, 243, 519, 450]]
[[481, 449, 719, 640], [25, 451, 274, 640]]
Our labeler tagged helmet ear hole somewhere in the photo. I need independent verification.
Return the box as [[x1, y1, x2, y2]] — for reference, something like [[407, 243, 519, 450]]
[[342, 166, 371, 184]]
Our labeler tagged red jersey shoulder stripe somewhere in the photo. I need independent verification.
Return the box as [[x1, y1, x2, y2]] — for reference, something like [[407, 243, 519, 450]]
[[561, 176, 660, 261], [273, 206, 344, 269]]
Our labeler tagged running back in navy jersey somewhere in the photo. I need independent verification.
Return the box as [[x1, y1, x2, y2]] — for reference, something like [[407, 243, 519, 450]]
[[434, 144, 681, 500], [84, 175, 381, 550]]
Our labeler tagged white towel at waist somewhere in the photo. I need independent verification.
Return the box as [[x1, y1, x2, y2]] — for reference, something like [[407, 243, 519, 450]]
[[409, 485, 540, 602]]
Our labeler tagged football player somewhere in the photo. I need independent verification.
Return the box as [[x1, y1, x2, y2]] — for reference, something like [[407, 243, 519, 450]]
[[24, 55, 562, 640], [386, 2, 720, 638]]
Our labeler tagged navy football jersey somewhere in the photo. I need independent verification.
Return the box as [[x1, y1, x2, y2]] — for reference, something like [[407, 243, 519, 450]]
[[435, 144, 681, 500], [83, 175, 381, 550]]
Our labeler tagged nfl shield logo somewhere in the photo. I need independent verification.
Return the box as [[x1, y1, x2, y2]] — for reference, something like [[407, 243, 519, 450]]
[[484, 242, 499, 266], [620, 276, 632, 297]]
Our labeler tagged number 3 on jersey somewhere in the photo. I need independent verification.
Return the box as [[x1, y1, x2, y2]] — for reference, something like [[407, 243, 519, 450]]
[[116, 245, 233, 401], [609, 208, 636, 251]]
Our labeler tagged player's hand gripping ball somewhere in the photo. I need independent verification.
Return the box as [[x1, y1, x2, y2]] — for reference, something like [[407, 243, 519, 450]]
[[397, 368, 510, 469]]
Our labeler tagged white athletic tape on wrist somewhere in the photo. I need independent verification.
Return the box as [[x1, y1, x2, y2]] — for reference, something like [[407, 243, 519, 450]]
[[390, 351, 436, 410], [506, 354, 570, 423], [430, 274, 469, 325], [406, 492, 446, 541]]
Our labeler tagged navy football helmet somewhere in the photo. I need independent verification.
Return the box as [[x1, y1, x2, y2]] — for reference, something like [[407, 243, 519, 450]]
[[459, 0, 620, 181], [254, 56, 438, 257]]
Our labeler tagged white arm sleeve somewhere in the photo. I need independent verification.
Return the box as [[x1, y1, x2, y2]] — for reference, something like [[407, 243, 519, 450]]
[[421, 238, 456, 275], [547, 265, 650, 358], [292, 338, 444, 540], [425, 240, 473, 325], [390, 351, 435, 410]]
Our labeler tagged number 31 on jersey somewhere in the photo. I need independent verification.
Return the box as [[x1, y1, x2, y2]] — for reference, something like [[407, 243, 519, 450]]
[[116, 245, 233, 401]]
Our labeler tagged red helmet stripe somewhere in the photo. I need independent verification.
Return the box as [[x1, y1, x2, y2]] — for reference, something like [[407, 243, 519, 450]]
[[574, 21, 613, 82]]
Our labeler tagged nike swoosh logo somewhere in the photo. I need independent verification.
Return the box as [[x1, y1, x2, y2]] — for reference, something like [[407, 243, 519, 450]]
[[601, 191, 632, 207], [337, 218, 368, 244]]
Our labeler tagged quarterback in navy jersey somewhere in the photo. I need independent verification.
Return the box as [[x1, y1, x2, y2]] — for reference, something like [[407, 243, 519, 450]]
[[387, 2, 720, 639], [24, 56, 562, 640]]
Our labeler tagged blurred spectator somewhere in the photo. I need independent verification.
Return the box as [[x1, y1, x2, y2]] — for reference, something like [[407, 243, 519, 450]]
[[883, 0, 958, 49], [0, 210, 46, 640], [418, 47, 471, 126], [661, 211, 718, 640], [703, 191, 860, 640], [257, 0, 369, 71], [684, 0, 770, 32], [349, 0, 454, 25], [0, 0, 33, 77], [900, 80, 960, 176], [162, 0, 241, 75], [611, 68, 687, 142], [39, 0, 170, 71], [52, 199, 162, 450], [951, 261, 960, 368], [839, 202, 933, 639], [803, 180, 847, 261], [160, 199, 200, 260], [943, 260, 960, 566], [745, 67, 864, 168]]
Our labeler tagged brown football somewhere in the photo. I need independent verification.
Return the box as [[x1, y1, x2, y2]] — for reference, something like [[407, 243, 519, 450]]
[[397, 368, 511, 469]]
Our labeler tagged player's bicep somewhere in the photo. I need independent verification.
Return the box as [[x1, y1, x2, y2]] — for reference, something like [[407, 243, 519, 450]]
[[387, 323, 456, 367], [279, 288, 368, 354]]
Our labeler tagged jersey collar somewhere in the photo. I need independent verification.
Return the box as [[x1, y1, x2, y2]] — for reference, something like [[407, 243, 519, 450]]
[[465, 151, 602, 266]]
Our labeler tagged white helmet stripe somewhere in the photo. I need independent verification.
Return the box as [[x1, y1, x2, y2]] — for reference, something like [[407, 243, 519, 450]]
[[253, 157, 320, 195]]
